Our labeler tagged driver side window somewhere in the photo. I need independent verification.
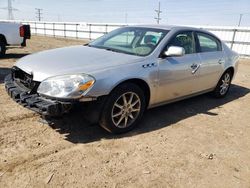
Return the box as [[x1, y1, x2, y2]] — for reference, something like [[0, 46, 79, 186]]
[[168, 31, 195, 54]]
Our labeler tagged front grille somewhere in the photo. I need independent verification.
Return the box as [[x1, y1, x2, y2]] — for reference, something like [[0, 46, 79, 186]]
[[12, 67, 40, 93]]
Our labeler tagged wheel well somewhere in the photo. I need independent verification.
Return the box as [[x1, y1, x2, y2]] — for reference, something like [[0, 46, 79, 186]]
[[226, 67, 234, 77], [113, 79, 151, 107], [0, 34, 7, 45]]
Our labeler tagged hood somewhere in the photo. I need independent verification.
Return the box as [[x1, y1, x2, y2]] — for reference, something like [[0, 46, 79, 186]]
[[15, 45, 143, 81]]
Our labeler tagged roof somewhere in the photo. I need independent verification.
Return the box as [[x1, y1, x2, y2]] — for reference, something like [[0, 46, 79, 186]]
[[128, 24, 205, 32], [126, 24, 220, 40]]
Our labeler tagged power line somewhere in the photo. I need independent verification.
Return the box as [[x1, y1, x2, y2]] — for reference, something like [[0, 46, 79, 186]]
[[35, 8, 43, 21], [154, 2, 162, 24]]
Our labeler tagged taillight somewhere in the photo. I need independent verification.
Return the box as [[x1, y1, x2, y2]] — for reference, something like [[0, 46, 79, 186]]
[[19, 26, 25, 37]]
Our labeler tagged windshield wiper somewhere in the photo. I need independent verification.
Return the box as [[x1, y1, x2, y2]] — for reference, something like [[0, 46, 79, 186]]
[[105, 48, 120, 52], [84, 43, 92, 47], [105, 48, 137, 56], [87, 45, 138, 56]]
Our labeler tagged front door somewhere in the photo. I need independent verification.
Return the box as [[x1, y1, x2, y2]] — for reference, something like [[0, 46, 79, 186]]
[[156, 31, 201, 104]]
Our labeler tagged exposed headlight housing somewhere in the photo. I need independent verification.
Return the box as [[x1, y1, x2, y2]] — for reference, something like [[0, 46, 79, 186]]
[[37, 74, 95, 99]]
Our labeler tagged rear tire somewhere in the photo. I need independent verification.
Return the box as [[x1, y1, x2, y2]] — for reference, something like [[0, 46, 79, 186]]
[[99, 83, 146, 134], [212, 70, 232, 98], [0, 40, 6, 57]]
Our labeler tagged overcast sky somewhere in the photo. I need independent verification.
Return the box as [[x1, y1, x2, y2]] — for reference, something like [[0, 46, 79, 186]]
[[0, 0, 250, 26]]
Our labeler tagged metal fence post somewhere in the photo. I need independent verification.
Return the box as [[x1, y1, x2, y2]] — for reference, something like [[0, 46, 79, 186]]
[[53, 23, 55, 37], [35, 22, 37, 35], [44, 22, 46, 36], [76, 24, 78, 39], [231, 29, 237, 49], [89, 24, 92, 40], [105, 24, 108, 34], [64, 23, 66, 38]]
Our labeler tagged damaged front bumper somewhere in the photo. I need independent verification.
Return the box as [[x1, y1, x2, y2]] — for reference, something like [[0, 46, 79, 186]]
[[4, 74, 72, 116]]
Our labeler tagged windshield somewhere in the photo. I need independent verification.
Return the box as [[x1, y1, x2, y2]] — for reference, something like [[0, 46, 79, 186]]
[[88, 27, 169, 56]]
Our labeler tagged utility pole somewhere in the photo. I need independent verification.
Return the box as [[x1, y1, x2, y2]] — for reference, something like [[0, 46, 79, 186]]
[[154, 2, 162, 24], [0, 0, 17, 20], [125, 12, 128, 24], [238, 14, 243, 27], [57, 14, 61, 22], [35, 8, 43, 21], [7, 0, 14, 20]]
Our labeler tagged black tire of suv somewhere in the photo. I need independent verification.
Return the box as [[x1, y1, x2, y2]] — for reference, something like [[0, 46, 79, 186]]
[[212, 70, 233, 98], [0, 40, 6, 57], [99, 83, 146, 134]]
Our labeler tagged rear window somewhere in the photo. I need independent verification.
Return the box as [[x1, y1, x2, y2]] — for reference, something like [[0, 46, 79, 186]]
[[197, 32, 222, 52]]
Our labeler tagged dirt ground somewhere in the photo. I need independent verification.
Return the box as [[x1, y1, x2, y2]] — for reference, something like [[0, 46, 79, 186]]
[[0, 36, 250, 188]]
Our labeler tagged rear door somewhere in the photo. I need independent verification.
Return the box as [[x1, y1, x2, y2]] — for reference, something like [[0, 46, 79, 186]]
[[195, 32, 225, 91]]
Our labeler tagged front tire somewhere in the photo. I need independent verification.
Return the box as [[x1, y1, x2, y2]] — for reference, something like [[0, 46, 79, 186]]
[[0, 40, 6, 57], [99, 83, 146, 134], [212, 70, 232, 98]]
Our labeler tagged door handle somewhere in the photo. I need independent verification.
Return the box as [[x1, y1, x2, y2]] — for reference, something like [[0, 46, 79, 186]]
[[191, 64, 201, 74], [190, 64, 198, 69], [218, 59, 225, 64]]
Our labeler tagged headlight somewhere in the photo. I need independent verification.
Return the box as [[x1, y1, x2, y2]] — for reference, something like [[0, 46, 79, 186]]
[[37, 74, 95, 99]]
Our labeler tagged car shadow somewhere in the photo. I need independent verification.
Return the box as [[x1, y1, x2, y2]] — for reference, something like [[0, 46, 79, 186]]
[[0, 53, 30, 60], [0, 67, 11, 84], [45, 84, 250, 144]]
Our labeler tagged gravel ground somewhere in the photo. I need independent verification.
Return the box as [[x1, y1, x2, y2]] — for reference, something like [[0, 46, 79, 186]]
[[0, 36, 250, 188]]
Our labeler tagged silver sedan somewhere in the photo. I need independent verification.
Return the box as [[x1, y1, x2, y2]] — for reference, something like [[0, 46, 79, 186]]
[[5, 25, 239, 133]]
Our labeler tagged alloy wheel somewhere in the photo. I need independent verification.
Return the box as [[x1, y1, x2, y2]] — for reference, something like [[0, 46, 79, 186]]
[[111, 92, 141, 128], [220, 72, 231, 95]]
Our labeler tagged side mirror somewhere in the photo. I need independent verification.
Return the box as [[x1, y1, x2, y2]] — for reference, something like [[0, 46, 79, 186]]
[[164, 46, 185, 57]]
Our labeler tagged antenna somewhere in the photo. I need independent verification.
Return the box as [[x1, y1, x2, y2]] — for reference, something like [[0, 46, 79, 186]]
[[154, 2, 162, 24], [35, 8, 43, 21]]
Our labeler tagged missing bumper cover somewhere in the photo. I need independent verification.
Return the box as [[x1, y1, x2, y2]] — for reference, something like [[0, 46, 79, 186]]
[[4, 74, 72, 116]]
